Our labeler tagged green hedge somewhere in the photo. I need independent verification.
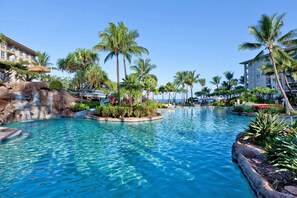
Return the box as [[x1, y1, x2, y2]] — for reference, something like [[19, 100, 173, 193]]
[[95, 103, 158, 118]]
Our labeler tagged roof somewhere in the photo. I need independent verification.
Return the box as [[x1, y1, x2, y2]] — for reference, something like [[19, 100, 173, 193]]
[[4, 35, 37, 56], [240, 45, 297, 65]]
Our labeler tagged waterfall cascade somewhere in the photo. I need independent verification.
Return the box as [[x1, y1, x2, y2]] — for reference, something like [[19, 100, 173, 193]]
[[48, 95, 53, 114]]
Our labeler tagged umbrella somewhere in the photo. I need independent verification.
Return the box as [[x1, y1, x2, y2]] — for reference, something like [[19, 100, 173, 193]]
[[28, 65, 51, 73], [28, 65, 51, 81]]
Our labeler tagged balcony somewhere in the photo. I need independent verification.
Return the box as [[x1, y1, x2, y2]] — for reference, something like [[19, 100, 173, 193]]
[[6, 47, 15, 56]]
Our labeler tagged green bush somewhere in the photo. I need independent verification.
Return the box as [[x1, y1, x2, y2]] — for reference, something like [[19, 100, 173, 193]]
[[133, 109, 141, 117], [118, 107, 126, 117], [72, 103, 90, 112], [84, 101, 100, 108], [233, 106, 244, 113], [156, 103, 167, 108], [243, 105, 254, 112], [94, 103, 158, 118], [239, 92, 257, 103], [49, 80, 63, 90], [243, 111, 287, 147], [263, 107, 280, 114], [266, 136, 297, 179], [126, 107, 133, 117], [102, 106, 112, 117], [95, 106, 103, 116]]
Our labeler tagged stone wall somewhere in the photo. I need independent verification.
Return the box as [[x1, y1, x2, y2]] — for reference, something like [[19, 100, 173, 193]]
[[0, 82, 77, 125]]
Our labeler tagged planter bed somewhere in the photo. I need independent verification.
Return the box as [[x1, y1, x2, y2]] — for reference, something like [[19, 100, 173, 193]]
[[232, 133, 297, 197]]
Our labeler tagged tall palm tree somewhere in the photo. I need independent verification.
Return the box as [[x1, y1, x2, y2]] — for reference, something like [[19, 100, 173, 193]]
[[93, 22, 125, 105], [130, 58, 157, 81], [174, 71, 187, 102], [119, 23, 149, 78], [198, 78, 206, 90], [165, 82, 175, 104], [158, 85, 166, 103], [239, 13, 297, 111], [185, 70, 200, 104], [33, 52, 52, 67], [210, 75, 221, 89]]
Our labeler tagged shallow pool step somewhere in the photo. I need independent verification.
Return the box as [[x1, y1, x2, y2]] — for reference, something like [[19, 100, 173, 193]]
[[0, 127, 23, 142]]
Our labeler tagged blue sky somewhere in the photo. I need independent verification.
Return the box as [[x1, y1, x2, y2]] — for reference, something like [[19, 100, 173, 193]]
[[1, 0, 297, 92]]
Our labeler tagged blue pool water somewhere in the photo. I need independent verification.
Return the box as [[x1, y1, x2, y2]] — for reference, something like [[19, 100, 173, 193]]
[[1, 108, 255, 197]]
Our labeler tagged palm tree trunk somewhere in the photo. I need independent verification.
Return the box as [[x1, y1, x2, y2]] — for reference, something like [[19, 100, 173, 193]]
[[268, 50, 294, 111], [80, 78, 83, 103], [123, 56, 127, 78], [168, 92, 171, 104], [147, 91, 150, 99], [162, 93, 164, 103], [283, 72, 296, 103], [191, 86, 193, 104], [116, 54, 121, 106]]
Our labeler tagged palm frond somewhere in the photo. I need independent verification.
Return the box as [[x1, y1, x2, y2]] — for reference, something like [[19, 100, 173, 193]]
[[239, 42, 262, 50]]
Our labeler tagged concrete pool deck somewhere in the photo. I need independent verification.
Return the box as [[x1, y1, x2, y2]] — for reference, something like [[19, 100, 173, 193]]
[[0, 127, 23, 142]]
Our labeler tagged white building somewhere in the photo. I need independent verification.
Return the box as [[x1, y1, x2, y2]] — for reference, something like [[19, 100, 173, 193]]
[[240, 46, 297, 94]]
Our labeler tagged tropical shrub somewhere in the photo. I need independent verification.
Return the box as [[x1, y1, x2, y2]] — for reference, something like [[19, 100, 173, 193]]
[[238, 92, 257, 103], [252, 104, 283, 113], [72, 103, 90, 112], [118, 107, 126, 117], [102, 106, 112, 117], [233, 106, 244, 113], [49, 80, 63, 90], [243, 111, 287, 146], [83, 101, 100, 108], [266, 136, 297, 179], [126, 107, 133, 117], [133, 109, 141, 117], [243, 105, 254, 113], [156, 103, 168, 108]]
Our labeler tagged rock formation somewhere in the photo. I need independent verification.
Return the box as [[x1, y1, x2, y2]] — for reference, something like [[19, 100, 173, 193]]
[[0, 82, 78, 125]]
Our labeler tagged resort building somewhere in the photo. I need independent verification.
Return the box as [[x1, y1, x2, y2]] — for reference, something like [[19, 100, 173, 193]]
[[240, 46, 297, 94], [0, 35, 36, 66]]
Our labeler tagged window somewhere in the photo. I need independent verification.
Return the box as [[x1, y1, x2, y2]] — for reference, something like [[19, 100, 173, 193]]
[[26, 53, 29, 59], [19, 50, 23, 56], [0, 51, 5, 59], [0, 44, 5, 49]]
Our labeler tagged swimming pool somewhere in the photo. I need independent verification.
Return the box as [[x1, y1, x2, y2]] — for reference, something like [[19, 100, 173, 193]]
[[1, 108, 255, 197]]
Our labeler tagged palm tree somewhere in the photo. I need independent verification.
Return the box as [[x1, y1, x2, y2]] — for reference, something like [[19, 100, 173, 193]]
[[143, 75, 157, 99], [0, 33, 6, 44], [119, 23, 149, 78], [239, 13, 297, 111], [261, 51, 297, 102], [222, 71, 237, 90], [158, 85, 166, 103], [121, 74, 142, 106], [165, 82, 175, 104], [57, 49, 98, 102], [198, 78, 206, 90], [174, 71, 187, 102], [93, 22, 125, 105], [210, 75, 221, 89], [33, 52, 52, 67], [85, 64, 108, 89], [130, 58, 157, 81], [185, 70, 200, 104]]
